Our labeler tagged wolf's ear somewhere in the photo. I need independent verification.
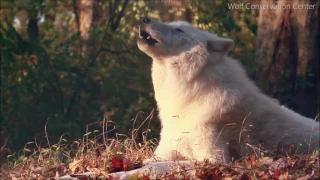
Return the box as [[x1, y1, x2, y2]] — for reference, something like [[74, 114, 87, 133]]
[[207, 37, 234, 53]]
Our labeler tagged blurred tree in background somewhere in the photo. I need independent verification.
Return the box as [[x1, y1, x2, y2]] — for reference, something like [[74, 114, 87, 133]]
[[255, 0, 319, 118], [1, 0, 318, 151]]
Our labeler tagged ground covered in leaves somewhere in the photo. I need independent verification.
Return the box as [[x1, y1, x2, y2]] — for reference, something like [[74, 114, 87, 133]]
[[1, 137, 319, 180], [1, 118, 319, 180]]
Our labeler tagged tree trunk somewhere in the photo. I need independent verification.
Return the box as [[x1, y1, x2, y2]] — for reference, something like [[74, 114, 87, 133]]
[[73, 0, 94, 40], [27, 10, 38, 40], [255, 0, 319, 118], [72, 0, 94, 58]]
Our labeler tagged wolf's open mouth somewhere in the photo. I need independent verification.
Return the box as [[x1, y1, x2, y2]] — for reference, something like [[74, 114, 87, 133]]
[[139, 27, 159, 46]]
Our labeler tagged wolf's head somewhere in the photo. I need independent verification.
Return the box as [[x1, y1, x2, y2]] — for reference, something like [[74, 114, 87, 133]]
[[137, 17, 234, 81]]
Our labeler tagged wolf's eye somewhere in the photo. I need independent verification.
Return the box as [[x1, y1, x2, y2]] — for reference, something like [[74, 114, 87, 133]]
[[175, 28, 185, 33]]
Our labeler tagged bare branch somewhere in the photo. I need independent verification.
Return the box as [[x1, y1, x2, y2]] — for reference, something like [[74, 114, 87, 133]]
[[65, 19, 111, 120], [110, 0, 129, 32], [72, 0, 80, 32], [65, 0, 131, 120]]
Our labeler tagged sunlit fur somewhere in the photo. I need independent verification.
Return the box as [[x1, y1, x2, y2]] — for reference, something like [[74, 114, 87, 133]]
[[137, 20, 319, 163]]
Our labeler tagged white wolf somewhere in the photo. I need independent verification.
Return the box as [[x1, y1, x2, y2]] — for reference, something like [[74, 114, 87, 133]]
[[137, 17, 319, 162]]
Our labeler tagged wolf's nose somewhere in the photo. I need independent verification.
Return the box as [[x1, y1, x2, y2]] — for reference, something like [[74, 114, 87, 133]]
[[141, 17, 151, 24]]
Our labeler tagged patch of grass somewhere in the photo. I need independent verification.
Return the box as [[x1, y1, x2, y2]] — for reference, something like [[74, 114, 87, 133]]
[[0, 112, 155, 179]]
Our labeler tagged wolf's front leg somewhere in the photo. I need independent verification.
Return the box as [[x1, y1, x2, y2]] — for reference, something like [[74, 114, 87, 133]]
[[144, 136, 186, 164]]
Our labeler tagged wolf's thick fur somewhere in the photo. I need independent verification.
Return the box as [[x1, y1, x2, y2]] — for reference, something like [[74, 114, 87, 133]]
[[137, 18, 319, 162]]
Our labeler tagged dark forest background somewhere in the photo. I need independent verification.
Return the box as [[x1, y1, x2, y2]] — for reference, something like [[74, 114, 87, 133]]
[[1, 0, 319, 151]]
